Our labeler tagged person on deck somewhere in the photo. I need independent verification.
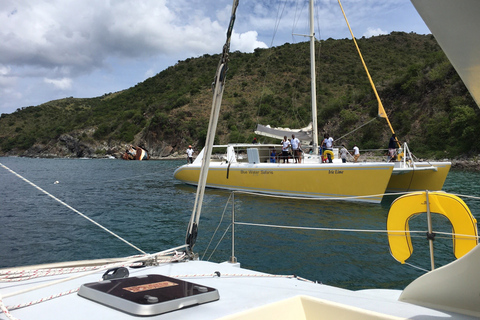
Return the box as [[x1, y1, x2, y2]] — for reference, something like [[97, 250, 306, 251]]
[[270, 149, 277, 163], [324, 134, 334, 163], [291, 134, 301, 163], [186, 145, 194, 164], [325, 134, 334, 151], [281, 136, 291, 163], [353, 144, 360, 162], [340, 145, 349, 163], [388, 134, 397, 162], [320, 134, 327, 162]]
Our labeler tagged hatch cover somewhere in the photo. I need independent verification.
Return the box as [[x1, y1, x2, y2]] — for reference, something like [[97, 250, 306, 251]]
[[78, 274, 219, 316]]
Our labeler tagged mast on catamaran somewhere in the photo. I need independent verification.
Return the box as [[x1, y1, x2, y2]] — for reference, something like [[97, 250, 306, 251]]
[[309, 0, 319, 155]]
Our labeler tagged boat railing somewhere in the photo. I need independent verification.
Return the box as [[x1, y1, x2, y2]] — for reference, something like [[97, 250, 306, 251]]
[[209, 144, 427, 164], [215, 190, 480, 273]]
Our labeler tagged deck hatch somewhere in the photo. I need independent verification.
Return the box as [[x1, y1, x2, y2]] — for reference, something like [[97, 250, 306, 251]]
[[78, 274, 219, 316]]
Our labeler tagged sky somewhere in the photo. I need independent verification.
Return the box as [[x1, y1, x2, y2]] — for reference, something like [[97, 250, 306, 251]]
[[0, 0, 431, 115]]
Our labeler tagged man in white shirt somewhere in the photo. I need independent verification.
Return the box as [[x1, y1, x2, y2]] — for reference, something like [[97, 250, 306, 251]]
[[186, 145, 194, 164], [325, 134, 334, 151], [353, 144, 360, 162], [281, 136, 291, 163], [291, 134, 301, 163]]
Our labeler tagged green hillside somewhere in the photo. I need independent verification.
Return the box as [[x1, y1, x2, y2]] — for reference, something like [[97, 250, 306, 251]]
[[0, 32, 479, 159]]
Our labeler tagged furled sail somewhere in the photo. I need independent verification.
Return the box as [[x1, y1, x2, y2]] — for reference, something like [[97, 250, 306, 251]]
[[255, 123, 312, 142]]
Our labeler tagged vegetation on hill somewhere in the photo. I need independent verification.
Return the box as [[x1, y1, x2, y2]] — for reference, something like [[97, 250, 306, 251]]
[[0, 32, 479, 159]]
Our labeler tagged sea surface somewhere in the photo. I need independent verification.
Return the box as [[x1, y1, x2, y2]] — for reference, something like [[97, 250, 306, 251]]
[[1, 157, 479, 290]]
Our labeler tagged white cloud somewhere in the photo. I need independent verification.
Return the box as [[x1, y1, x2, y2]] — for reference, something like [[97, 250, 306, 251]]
[[363, 27, 388, 38], [44, 77, 72, 90], [0, 65, 10, 76], [231, 31, 268, 52]]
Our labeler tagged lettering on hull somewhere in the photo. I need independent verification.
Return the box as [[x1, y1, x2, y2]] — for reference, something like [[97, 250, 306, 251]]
[[240, 170, 273, 175], [329, 170, 344, 174]]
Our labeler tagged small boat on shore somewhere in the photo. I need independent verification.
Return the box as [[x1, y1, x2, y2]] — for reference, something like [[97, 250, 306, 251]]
[[122, 145, 150, 161]]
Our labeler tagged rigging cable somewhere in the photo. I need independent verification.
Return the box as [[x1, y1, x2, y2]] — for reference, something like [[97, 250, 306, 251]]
[[334, 116, 378, 142]]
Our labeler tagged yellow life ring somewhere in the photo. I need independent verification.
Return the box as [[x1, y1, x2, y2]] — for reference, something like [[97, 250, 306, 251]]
[[387, 191, 478, 264], [323, 150, 334, 160]]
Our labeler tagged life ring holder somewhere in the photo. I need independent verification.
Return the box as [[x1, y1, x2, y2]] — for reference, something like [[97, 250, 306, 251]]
[[387, 191, 478, 265]]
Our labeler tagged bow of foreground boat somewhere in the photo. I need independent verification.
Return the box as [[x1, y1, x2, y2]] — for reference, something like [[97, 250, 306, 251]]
[[2, 251, 478, 320]]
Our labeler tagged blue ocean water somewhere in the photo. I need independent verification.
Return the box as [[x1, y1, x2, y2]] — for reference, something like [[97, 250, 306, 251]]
[[1, 157, 479, 290]]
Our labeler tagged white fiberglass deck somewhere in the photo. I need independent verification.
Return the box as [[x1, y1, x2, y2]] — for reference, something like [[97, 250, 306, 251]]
[[1, 258, 476, 320]]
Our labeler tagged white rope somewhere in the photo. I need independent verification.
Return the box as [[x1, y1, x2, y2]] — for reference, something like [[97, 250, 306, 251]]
[[451, 193, 480, 201], [3, 251, 188, 312], [0, 162, 146, 255], [5, 288, 79, 311], [0, 262, 144, 282], [0, 246, 187, 299], [404, 263, 429, 273], [0, 247, 188, 319], [0, 297, 20, 320], [232, 221, 480, 241]]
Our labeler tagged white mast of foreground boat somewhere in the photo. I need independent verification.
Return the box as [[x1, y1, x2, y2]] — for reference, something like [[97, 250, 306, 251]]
[[185, 0, 239, 253]]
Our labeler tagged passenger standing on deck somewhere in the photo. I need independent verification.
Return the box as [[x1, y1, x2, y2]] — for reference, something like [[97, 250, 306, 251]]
[[340, 145, 349, 163], [353, 144, 360, 162], [291, 134, 301, 163], [325, 134, 334, 151], [186, 145, 194, 164], [320, 134, 327, 162], [324, 134, 334, 163], [270, 149, 277, 163], [281, 136, 291, 163], [388, 134, 397, 162]]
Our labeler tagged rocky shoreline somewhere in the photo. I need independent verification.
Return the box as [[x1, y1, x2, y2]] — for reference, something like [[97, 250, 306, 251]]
[[450, 159, 480, 171], [1, 133, 478, 170]]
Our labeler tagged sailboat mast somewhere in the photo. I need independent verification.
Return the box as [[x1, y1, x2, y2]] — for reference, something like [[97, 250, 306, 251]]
[[185, 0, 239, 251], [309, 0, 319, 154]]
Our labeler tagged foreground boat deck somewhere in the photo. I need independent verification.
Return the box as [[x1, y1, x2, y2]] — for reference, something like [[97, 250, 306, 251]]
[[1, 259, 475, 320]]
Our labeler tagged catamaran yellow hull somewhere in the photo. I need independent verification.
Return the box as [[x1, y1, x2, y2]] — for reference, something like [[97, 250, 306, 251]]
[[174, 162, 394, 203], [387, 161, 451, 192]]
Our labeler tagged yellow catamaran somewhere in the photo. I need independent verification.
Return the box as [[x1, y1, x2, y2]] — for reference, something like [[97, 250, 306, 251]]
[[251, 1, 452, 193], [174, 1, 394, 203], [174, 143, 394, 203]]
